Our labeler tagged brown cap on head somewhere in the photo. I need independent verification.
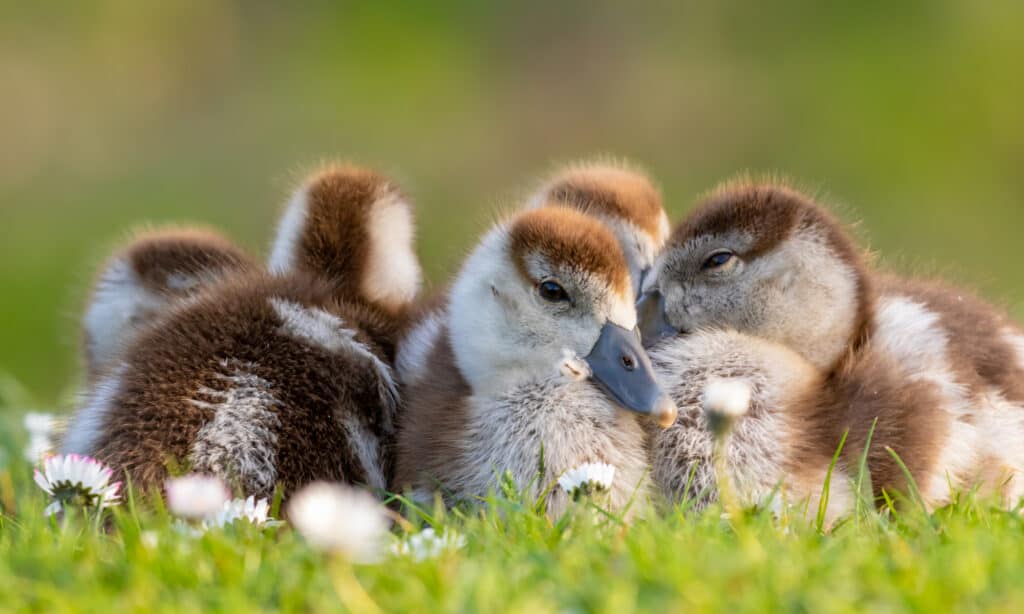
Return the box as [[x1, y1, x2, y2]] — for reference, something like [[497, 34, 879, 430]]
[[83, 227, 256, 380], [537, 161, 667, 242], [664, 178, 874, 369], [508, 207, 631, 298], [669, 179, 863, 267], [124, 227, 255, 293], [269, 163, 422, 313]]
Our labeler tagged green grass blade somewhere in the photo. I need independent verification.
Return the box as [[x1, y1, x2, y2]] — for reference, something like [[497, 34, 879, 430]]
[[854, 417, 879, 526], [816, 429, 849, 533], [885, 446, 933, 526]]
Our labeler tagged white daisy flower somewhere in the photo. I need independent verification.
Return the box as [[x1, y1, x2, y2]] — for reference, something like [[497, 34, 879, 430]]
[[558, 462, 616, 498], [24, 412, 57, 436], [165, 474, 230, 519], [140, 530, 160, 549], [702, 378, 751, 437], [23, 412, 57, 462], [203, 496, 275, 529], [390, 527, 466, 561], [171, 520, 205, 539], [172, 495, 280, 537], [287, 482, 389, 563], [33, 454, 121, 517], [24, 437, 54, 463]]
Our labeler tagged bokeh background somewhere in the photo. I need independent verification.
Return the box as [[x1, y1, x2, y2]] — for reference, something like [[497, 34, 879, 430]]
[[1, 1, 1022, 407]]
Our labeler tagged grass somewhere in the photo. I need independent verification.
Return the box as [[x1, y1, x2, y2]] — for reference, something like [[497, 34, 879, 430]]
[[3, 400, 1024, 612]]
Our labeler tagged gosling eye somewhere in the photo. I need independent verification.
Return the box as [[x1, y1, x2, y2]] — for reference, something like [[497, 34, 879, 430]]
[[702, 250, 735, 271], [538, 280, 570, 303]]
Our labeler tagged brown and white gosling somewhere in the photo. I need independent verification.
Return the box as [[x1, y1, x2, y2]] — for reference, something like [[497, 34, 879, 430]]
[[62, 165, 422, 499], [640, 180, 1024, 511], [393, 207, 677, 517], [81, 227, 256, 379]]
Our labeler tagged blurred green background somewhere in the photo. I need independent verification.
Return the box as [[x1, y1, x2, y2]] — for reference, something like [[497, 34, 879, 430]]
[[1, 1, 1022, 406]]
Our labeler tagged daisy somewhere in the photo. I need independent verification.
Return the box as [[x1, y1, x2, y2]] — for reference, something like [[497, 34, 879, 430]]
[[287, 482, 390, 563], [140, 530, 160, 549], [558, 462, 616, 498], [24, 437, 54, 464], [23, 412, 57, 462], [203, 496, 275, 529], [24, 412, 57, 436], [165, 474, 231, 519], [390, 527, 466, 561], [702, 378, 751, 437], [33, 454, 121, 517]]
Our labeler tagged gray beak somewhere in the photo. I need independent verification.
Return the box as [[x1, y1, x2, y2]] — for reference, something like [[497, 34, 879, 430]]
[[584, 322, 678, 429], [636, 288, 681, 349]]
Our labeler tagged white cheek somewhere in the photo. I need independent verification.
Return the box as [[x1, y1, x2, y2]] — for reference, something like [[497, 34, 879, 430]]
[[753, 236, 860, 370], [663, 283, 686, 307], [559, 315, 604, 359], [448, 228, 549, 390]]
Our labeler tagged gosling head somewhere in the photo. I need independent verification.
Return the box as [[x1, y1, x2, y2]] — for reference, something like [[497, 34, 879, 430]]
[[268, 163, 423, 314], [639, 180, 872, 372], [449, 207, 677, 428], [82, 227, 255, 378], [530, 160, 670, 298]]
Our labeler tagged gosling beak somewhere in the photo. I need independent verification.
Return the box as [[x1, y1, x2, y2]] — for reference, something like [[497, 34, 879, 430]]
[[584, 322, 678, 429], [636, 288, 680, 349]]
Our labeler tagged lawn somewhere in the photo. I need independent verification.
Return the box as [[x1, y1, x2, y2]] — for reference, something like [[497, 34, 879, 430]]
[[4, 3, 1024, 611], [2, 395, 1023, 613]]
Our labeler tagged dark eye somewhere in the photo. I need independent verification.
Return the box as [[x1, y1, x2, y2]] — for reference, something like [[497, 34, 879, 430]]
[[538, 280, 570, 302], [703, 250, 734, 270]]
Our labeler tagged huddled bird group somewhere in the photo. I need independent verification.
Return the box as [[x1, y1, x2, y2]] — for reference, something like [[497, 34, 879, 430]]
[[60, 160, 1024, 523]]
